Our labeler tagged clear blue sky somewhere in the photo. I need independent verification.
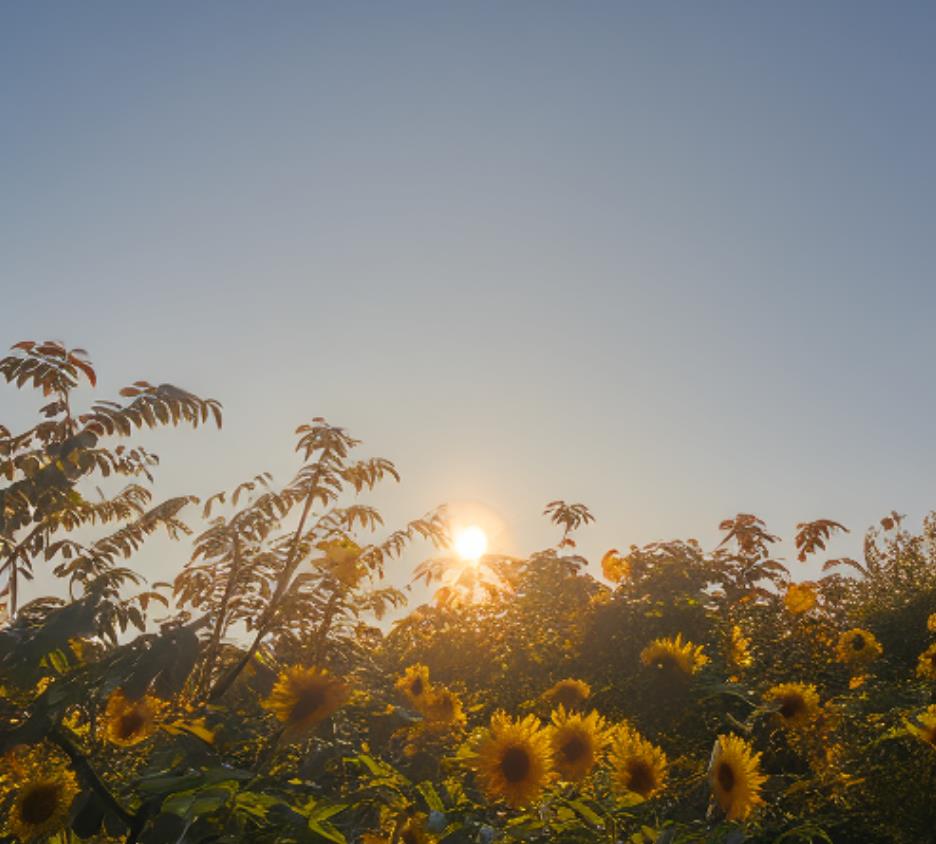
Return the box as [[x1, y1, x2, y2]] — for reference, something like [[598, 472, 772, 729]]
[[3, 2, 936, 597]]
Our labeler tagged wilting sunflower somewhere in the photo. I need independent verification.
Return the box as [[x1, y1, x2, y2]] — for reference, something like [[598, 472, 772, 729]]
[[542, 678, 591, 711], [422, 687, 467, 728], [709, 733, 766, 821], [396, 664, 432, 710], [784, 582, 817, 615], [640, 634, 708, 677], [916, 643, 936, 681], [609, 724, 668, 800], [835, 628, 883, 669], [549, 707, 609, 782], [763, 682, 821, 730], [906, 704, 936, 749], [4, 749, 78, 842], [263, 666, 348, 737], [728, 625, 753, 670], [104, 689, 164, 747], [468, 712, 555, 808]]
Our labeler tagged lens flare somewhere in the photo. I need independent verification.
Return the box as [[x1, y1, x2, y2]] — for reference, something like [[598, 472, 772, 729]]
[[454, 525, 488, 561]]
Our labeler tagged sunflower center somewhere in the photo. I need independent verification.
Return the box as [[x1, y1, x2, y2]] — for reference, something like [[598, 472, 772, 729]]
[[290, 684, 327, 724], [851, 635, 866, 651], [626, 759, 656, 797], [654, 654, 678, 671], [561, 734, 588, 764], [500, 746, 531, 783], [20, 783, 61, 825], [778, 694, 804, 719], [717, 761, 735, 793], [410, 677, 424, 697], [118, 708, 146, 739]]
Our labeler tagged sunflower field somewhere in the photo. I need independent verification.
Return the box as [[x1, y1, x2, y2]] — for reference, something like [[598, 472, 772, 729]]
[[2, 340, 936, 844]]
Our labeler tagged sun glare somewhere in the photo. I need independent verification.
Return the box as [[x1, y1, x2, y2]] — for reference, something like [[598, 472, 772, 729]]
[[454, 525, 488, 561]]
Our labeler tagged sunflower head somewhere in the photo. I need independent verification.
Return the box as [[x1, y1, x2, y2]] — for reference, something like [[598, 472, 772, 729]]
[[907, 704, 936, 749], [542, 678, 591, 711], [916, 643, 936, 681], [640, 634, 708, 677], [549, 707, 609, 782], [784, 582, 817, 614], [467, 712, 555, 808], [609, 724, 668, 800], [835, 628, 882, 668], [422, 687, 467, 729], [396, 664, 432, 709], [2, 745, 78, 842], [763, 682, 821, 730], [262, 666, 348, 737], [709, 733, 766, 821], [104, 689, 164, 747]]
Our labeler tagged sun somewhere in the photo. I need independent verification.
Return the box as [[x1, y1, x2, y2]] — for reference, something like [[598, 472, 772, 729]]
[[454, 525, 488, 561]]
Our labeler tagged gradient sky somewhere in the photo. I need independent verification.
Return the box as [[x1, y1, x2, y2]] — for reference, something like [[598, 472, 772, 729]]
[[3, 2, 936, 602]]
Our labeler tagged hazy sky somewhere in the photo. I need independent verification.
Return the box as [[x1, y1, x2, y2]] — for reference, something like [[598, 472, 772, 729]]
[[3, 3, 936, 600]]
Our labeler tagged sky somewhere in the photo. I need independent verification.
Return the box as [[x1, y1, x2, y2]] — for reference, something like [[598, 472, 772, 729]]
[[2, 2, 936, 604]]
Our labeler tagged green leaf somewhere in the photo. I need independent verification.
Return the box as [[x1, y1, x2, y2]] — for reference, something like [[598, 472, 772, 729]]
[[417, 781, 445, 812]]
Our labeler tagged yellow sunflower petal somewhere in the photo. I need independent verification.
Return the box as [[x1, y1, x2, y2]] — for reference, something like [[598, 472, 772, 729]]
[[640, 634, 708, 677], [709, 733, 766, 821], [835, 628, 882, 669], [104, 689, 165, 747], [763, 682, 821, 730], [468, 712, 555, 808], [609, 724, 668, 800], [262, 666, 348, 737], [549, 707, 609, 782]]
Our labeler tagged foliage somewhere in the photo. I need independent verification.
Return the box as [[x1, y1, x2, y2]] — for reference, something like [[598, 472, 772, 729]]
[[2, 340, 936, 844]]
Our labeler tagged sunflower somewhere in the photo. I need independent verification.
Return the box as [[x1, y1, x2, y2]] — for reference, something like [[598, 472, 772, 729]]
[[2, 746, 78, 842], [104, 689, 164, 747], [709, 733, 766, 821], [601, 549, 631, 583], [609, 724, 668, 800], [916, 643, 936, 681], [640, 634, 708, 677], [396, 664, 432, 710], [728, 624, 753, 670], [422, 687, 466, 728], [262, 666, 348, 737], [468, 712, 555, 808], [907, 704, 936, 749], [784, 582, 817, 614], [549, 707, 609, 782], [835, 628, 883, 669], [763, 682, 821, 730], [928, 612, 936, 633], [542, 678, 591, 711]]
